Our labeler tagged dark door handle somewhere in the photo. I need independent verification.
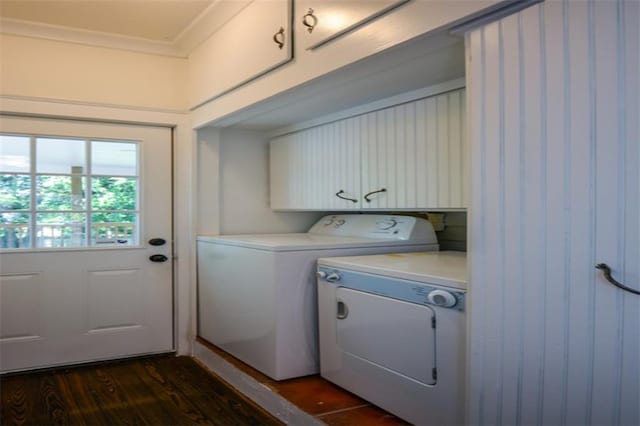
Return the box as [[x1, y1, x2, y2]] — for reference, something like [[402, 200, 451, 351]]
[[149, 254, 168, 263], [596, 263, 639, 295], [302, 8, 317, 33], [335, 190, 358, 203], [149, 238, 166, 246], [364, 188, 387, 202], [273, 27, 285, 49]]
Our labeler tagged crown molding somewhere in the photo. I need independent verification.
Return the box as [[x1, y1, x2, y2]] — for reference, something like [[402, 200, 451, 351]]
[[0, 0, 253, 58], [174, 0, 251, 54], [0, 18, 185, 57]]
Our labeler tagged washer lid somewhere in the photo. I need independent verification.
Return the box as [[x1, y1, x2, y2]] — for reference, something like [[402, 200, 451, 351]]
[[197, 234, 438, 251], [318, 251, 467, 290]]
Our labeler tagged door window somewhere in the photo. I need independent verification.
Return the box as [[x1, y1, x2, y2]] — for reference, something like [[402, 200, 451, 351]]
[[0, 134, 140, 249]]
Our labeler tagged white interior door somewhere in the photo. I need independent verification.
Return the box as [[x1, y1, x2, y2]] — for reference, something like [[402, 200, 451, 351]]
[[0, 116, 173, 372]]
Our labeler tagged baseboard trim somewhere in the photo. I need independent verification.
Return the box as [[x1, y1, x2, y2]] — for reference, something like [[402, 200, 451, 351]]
[[193, 342, 324, 426]]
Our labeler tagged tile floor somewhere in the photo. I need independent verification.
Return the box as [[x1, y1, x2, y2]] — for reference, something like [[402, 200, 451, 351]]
[[197, 338, 409, 425]]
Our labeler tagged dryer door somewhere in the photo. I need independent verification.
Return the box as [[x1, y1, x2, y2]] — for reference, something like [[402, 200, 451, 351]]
[[336, 287, 436, 385]]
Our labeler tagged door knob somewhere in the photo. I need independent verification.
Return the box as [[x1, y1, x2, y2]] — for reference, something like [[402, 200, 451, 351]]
[[149, 238, 166, 246], [149, 254, 168, 262]]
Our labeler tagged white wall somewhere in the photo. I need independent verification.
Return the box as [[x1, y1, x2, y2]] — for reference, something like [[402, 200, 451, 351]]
[[467, 1, 639, 425], [0, 34, 188, 111], [196, 127, 323, 236], [196, 127, 222, 236]]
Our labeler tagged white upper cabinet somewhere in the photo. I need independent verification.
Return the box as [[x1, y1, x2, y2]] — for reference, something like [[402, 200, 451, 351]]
[[271, 120, 361, 210], [270, 88, 466, 210], [362, 89, 466, 209], [297, 0, 409, 51], [188, 0, 292, 109], [191, 1, 504, 126]]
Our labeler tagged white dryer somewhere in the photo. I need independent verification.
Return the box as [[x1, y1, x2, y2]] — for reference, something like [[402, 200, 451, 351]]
[[197, 214, 439, 380], [317, 251, 467, 426]]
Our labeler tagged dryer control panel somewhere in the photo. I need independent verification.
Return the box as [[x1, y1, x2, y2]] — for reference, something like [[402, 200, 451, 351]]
[[317, 266, 465, 311]]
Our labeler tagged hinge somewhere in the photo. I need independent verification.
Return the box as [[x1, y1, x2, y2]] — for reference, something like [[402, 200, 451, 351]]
[[431, 317, 436, 329], [432, 367, 438, 381]]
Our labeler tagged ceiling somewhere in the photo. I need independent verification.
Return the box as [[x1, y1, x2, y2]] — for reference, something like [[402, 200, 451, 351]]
[[0, 0, 249, 56]]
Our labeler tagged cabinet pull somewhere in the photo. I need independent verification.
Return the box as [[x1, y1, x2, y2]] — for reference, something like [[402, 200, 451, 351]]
[[302, 8, 318, 33], [596, 263, 640, 295], [336, 190, 358, 203], [364, 188, 387, 202], [273, 27, 285, 49]]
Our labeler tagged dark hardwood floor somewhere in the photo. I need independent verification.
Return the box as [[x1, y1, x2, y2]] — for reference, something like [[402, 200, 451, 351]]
[[0, 355, 282, 426]]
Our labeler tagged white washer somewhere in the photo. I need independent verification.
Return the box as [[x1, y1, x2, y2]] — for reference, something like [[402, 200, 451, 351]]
[[197, 214, 439, 380], [317, 251, 467, 426]]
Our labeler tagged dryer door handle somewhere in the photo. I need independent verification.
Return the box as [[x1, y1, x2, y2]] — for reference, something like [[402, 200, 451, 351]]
[[336, 300, 349, 319]]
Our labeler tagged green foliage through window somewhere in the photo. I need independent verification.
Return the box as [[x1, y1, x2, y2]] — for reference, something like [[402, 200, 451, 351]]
[[1, 136, 140, 249]]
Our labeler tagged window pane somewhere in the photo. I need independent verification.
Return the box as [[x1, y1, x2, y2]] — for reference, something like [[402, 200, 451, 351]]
[[92, 141, 137, 176], [0, 175, 30, 210], [0, 212, 30, 249], [36, 138, 86, 174], [36, 213, 86, 248], [91, 213, 138, 246], [91, 177, 136, 210], [0, 135, 30, 172], [36, 176, 86, 210]]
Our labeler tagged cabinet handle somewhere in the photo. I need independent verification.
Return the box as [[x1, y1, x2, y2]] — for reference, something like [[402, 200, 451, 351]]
[[273, 27, 285, 49], [596, 263, 640, 295], [363, 188, 387, 202], [335, 190, 358, 203], [302, 8, 318, 33]]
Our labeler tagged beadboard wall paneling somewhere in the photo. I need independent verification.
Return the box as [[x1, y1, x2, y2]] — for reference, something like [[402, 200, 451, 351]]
[[467, 1, 639, 425]]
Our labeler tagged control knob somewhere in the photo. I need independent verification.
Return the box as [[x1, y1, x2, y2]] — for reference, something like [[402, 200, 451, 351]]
[[427, 290, 457, 308], [326, 272, 341, 282], [316, 271, 341, 282]]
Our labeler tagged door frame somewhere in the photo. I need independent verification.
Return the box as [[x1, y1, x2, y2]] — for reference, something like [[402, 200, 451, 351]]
[[0, 96, 197, 358]]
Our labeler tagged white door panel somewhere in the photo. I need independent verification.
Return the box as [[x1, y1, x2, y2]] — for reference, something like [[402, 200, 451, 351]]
[[0, 117, 173, 372], [189, 0, 292, 108], [297, 0, 409, 50]]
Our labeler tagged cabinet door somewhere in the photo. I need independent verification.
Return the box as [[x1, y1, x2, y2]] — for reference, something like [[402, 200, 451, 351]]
[[321, 118, 362, 210], [361, 89, 466, 209], [189, 0, 292, 108], [270, 121, 361, 210], [297, 0, 409, 50]]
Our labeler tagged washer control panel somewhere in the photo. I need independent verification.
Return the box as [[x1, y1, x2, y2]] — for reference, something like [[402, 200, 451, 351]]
[[308, 214, 437, 242]]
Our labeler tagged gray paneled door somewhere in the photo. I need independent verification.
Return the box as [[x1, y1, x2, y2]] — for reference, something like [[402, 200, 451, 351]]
[[467, 1, 639, 425]]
